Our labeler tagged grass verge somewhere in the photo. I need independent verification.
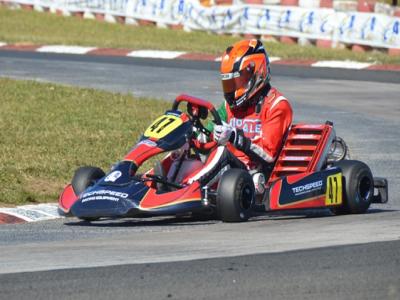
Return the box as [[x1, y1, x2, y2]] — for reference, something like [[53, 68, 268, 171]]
[[0, 6, 399, 64], [0, 78, 171, 206]]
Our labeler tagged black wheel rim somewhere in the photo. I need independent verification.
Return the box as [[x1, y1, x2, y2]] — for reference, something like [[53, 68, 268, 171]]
[[240, 185, 253, 210], [358, 175, 372, 201]]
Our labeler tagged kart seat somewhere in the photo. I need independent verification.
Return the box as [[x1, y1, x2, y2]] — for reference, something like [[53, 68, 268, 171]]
[[153, 158, 204, 191], [153, 161, 169, 192], [167, 159, 204, 184]]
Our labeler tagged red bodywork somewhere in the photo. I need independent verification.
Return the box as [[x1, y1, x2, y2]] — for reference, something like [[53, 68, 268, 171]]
[[59, 184, 78, 214], [59, 95, 342, 216], [139, 182, 202, 210], [58, 95, 217, 215], [267, 123, 336, 210]]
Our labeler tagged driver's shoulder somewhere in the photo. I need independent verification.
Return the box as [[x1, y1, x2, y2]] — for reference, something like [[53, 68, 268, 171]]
[[264, 88, 291, 111]]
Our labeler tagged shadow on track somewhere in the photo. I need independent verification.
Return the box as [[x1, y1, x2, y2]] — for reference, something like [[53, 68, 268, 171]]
[[63, 208, 394, 227], [63, 215, 218, 228], [251, 208, 396, 221]]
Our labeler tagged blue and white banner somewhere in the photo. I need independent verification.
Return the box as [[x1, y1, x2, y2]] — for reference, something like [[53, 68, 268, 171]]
[[9, 0, 400, 49]]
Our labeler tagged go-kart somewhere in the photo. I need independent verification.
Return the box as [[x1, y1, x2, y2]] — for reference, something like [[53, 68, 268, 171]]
[[58, 94, 388, 222]]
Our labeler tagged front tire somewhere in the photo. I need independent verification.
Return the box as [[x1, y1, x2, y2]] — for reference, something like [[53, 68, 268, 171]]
[[217, 169, 255, 222], [331, 160, 373, 214], [71, 166, 105, 222], [71, 166, 105, 195]]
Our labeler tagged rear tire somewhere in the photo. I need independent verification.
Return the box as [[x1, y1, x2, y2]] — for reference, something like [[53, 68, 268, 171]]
[[217, 169, 255, 222], [71, 166, 105, 195], [331, 160, 373, 214]]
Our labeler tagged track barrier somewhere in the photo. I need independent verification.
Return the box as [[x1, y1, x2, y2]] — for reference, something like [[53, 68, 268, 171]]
[[1, 0, 399, 55]]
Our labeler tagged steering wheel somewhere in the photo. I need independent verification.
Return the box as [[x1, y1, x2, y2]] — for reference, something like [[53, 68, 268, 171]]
[[172, 94, 222, 151]]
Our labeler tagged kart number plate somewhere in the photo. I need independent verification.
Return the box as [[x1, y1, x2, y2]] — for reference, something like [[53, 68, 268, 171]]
[[325, 173, 342, 206], [144, 115, 183, 139]]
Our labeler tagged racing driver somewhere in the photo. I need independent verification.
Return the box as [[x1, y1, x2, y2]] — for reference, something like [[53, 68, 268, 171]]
[[196, 39, 293, 192]]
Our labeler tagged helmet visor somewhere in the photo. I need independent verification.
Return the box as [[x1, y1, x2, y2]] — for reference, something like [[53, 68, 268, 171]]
[[221, 68, 253, 95]]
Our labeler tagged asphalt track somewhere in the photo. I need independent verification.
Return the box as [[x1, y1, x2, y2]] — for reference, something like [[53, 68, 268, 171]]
[[0, 51, 399, 299]]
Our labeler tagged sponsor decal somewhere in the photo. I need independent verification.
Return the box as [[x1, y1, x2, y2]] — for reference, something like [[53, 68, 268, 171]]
[[136, 139, 157, 148], [82, 196, 120, 203], [80, 190, 129, 203], [166, 111, 181, 117], [277, 169, 340, 207], [292, 180, 323, 196], [104, 170, 122, 182], [229, 118, 261, 139]]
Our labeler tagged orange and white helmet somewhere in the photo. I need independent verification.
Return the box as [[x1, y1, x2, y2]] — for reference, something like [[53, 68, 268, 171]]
[[220, 39, 271, 109]]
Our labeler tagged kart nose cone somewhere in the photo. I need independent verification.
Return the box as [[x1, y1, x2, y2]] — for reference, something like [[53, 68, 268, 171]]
[[71, 197, 137, 219]]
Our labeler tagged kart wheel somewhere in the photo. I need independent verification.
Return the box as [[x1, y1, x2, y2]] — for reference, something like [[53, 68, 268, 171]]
[[331, 160, 373, 215], [71, 166, 105, 195], [217, 168, 255, 222]]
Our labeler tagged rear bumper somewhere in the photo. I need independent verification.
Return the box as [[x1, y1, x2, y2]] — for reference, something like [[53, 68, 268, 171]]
[[372, 177, 388, 203]]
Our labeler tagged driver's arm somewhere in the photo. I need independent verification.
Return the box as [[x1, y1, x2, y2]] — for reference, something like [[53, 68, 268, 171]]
[[231, 101, 293, 164], [205, 102, 228, 132]]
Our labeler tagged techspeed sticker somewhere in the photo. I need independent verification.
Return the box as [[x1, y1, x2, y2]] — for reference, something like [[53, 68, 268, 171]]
[[276, 168, 341, 206], [81, 190, 129, 199], [292, 180, 323, 196]]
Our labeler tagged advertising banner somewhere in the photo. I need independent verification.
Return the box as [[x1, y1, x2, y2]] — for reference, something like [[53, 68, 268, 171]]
[[8, 0, 400, 49]]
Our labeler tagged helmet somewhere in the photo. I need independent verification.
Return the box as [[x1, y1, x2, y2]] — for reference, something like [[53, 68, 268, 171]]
[[220, 39, 271, 109]]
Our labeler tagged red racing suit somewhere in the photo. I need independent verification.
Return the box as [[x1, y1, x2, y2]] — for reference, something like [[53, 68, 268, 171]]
[[188, 87, 292, 185], [215, 87, 293, 169]]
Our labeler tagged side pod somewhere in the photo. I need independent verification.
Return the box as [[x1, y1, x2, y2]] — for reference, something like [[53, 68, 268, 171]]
[[264, 168, 342, 211]]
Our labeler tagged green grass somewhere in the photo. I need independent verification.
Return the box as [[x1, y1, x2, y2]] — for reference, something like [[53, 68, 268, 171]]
[[0, 6, 399, 64], [0, 78, 171, 206], [380, 0, 399, 6]]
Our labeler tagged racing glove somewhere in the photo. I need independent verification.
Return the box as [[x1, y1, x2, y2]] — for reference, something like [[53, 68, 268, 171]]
[[213, 122, 234, 146], [230, 128, 250, 152], [214, 123, 252, 151], [214, 124, 273, 164]]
